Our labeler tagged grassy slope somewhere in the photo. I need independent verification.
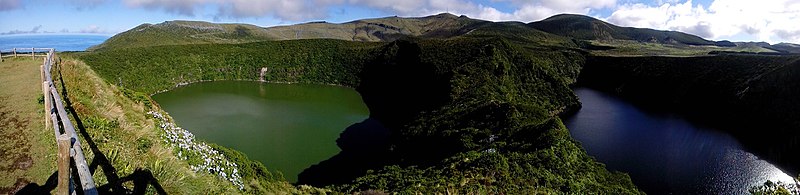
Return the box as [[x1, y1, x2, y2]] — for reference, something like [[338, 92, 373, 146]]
[[53, 56, 239, 193], [51, 55, 329, 194], [81, 39, 383, 94], [586, 40, 777, 56], [0, 58, 55, 194], [334, 39, 637, 193], [264, 13, 480, 41], [88, 13, 571, 52], [89, 14, 479, 51], [529, 14, 715, 46], [78, 37, 642, 193]]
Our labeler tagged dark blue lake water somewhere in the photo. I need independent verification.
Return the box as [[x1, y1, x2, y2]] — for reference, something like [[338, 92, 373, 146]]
[[0, 34, 109, 51], [564, 88, 795, 194]]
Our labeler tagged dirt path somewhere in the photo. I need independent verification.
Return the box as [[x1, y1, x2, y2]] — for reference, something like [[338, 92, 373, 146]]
[[0, 58, 56, 194]]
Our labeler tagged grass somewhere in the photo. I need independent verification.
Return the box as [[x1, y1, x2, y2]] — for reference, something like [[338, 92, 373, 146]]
[[55, 54, 327, 194], [587, 40, 778, 56], [52, 56, 243, 193], [0, 57, 56, 193], [78, 37, 642, 193]]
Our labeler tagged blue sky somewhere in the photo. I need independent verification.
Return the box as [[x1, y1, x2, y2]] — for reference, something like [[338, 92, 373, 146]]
[[0, 0, 797, 43]]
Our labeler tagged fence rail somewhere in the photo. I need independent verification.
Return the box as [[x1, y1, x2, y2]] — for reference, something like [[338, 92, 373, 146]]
[[39, 48, 98, 195], [0, 48, 53, 61]]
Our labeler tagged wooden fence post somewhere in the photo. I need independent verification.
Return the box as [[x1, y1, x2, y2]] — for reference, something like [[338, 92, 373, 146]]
[[13, 48, 16, 58], [56, 134, 71, 195], [32, 48, 35, 60], [43, 81, 51, 130]]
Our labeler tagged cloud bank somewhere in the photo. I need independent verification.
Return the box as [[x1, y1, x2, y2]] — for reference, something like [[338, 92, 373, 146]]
[[114, 0, 800, 43], [119, 0, 614, 22], [607, 0, 800, 43], [3, 0, 798, 43], [0, 0, 20, 11], [1, 25, 42, 35]]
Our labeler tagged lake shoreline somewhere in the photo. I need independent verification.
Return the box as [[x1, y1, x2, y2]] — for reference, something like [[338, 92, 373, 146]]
[[565, 87, 797, 194]]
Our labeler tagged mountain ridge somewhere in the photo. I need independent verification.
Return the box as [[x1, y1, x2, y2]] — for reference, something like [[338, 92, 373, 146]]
[[90, 13, 798, 55], [528, 14, 733, 47]]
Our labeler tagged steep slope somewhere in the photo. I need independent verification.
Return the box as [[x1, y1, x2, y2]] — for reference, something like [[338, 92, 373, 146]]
[[88, 21, 273, 51], [529, 14, 720, 46], [262, 13, 480, 41], [79, 37, 642, 193], [90, 13, 575, 51], [766, 43, 800, 54], [90, 13, 482, 51]]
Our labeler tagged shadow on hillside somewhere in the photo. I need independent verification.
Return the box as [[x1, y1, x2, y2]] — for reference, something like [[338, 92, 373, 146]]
[[14, 172, 58, 194], [298, 40, 461, 187], [296, 118, 391, 186], [53, 63, 166, 194], [577, 57, 800, 177]]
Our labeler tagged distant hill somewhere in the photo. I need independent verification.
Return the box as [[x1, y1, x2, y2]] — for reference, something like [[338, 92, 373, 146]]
[[765, 43, 800, 54], [90, 13, 485, 51], [91, 13, 799, 54], [87, 20, 272, 51], [90, 13, 575, 51], [262, 13, 479, 41], [528, 14, 727, 46]]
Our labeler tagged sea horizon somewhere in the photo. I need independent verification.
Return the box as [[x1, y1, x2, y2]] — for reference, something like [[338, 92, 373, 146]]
[[0, 34, 111, 52]]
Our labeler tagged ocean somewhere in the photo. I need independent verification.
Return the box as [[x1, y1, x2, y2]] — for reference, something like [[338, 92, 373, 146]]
[[0, 34, 110, 52]]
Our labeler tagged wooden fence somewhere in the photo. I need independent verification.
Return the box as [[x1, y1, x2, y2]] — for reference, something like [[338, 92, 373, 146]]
[[40, 49, 98, 195], [0, 48, 52, 61]]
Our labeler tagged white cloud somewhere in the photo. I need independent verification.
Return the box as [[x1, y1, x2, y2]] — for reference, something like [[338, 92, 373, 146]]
[[69, 0, 107, 10], [75, 0, 800, 43], [0, 0, 21, 11], [124, 0, 206, 16], [120, 0, 620, 23], [1, 25, 43, 35], [480, 0, 615, 21], [123, 0, 330, 21], [607, 0, 800, 43], [79, 25, 108, 34]]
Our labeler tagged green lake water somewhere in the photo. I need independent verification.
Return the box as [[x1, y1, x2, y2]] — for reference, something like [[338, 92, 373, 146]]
[[152, 81, 369, 182]]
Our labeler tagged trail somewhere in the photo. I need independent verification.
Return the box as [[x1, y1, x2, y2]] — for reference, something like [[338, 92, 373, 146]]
[[0, 58, 55, 194]]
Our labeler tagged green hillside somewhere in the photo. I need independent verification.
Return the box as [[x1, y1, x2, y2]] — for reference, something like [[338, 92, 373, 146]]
[[62, 12, 800, 194], [90, 13, 575, 52], [529, 14, 717, 46], [79, 36, 641, 193]]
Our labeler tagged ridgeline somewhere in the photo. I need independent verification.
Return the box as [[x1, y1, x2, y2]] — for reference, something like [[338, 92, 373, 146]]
[[58, 13, 799, 194]]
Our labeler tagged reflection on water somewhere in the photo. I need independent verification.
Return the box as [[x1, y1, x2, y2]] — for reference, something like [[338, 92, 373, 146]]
[[152, 81, 369, 182], [564, 88, 794, 194]]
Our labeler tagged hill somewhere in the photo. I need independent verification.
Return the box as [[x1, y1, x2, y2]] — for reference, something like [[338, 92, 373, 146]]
[[90, 13, 483, 51], [765, 43, 800, 54], [79, 37, 642, 193], [89, 13, 573, 51], [68, 12, 800, 194], [529, 14, 722, 46]]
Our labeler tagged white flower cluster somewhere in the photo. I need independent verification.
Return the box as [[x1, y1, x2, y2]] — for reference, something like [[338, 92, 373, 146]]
[[148, 111, 245, 190]]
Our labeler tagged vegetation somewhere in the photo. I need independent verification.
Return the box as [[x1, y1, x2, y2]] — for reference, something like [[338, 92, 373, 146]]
[[90, 13, 574, 52], [78, 34, 642, 193], [0, 58, 56, 194], [48, 55, 332, 193], [749, 175, 800, 195], [60, 12, 800, 194], [585, 40, 778, 56], [529, 14, 717, 46], [579, 54, 800, 177], [80, 39, 382, 94]]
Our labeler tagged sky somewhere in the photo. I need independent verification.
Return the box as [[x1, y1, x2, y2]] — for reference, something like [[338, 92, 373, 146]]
[[0, 0, 799, 44]]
